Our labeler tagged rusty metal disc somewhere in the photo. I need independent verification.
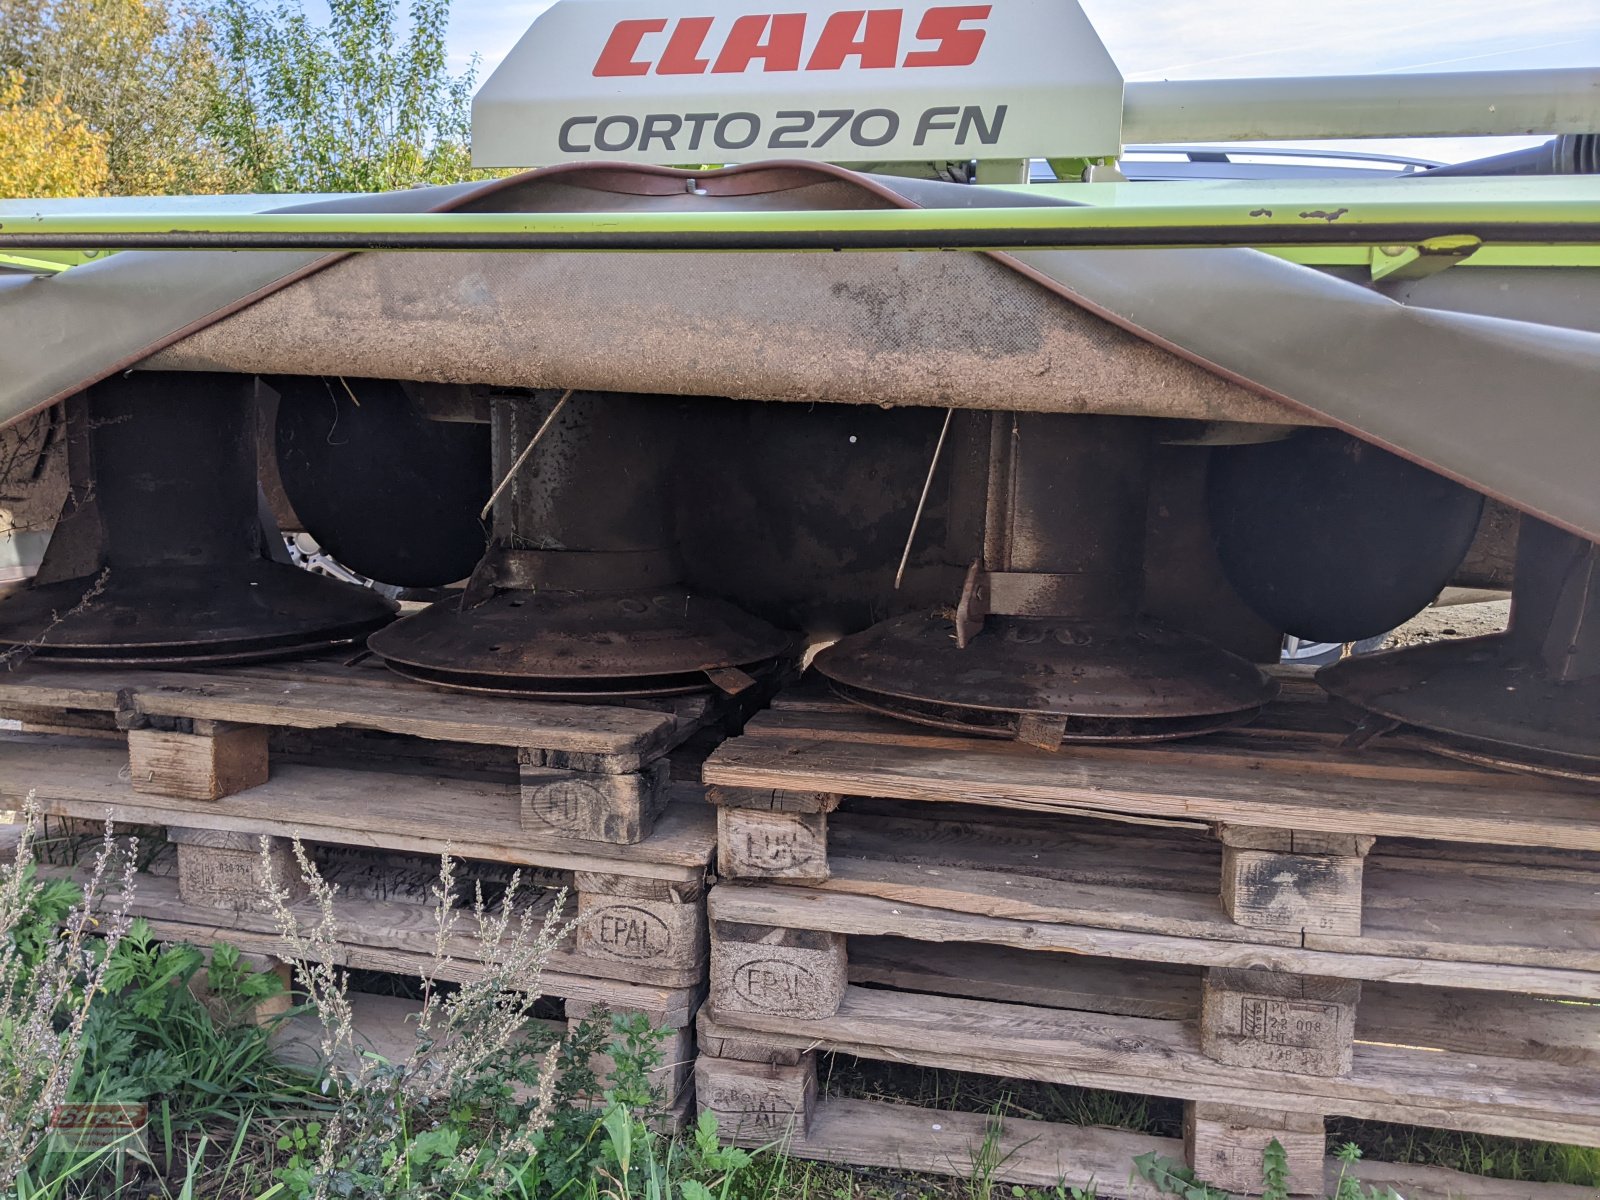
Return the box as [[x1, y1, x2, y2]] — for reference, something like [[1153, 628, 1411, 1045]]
[[1318, 635, 1600, 777], [0, 562, 396, 665], [368, 586, 791, 698], [813, 612, 1277, 741]]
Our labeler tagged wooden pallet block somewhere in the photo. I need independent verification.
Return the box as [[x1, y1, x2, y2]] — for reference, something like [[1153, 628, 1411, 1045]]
[[0, 657, 740, 845]]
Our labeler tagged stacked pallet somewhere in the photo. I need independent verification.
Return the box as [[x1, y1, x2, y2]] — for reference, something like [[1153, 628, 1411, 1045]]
[[695, 678, 1600, 1197], [0, 654, 751, 1122]]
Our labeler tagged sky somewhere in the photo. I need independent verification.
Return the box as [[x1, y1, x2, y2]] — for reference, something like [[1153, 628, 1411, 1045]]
[[438, 0, 1600, 163]]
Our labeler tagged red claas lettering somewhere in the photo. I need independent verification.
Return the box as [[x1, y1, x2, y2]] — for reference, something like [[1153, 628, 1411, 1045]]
[[592, 7, 992, 76]]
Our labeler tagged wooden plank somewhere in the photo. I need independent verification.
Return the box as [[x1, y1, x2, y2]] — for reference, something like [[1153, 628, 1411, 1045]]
[[706, 785, 841, 814], [0, 667, 679, 764], [820, 855, 1302, 947], [59, 867, 700, 1025], [744, 695, 1560, 789], [1360, 984, 1600, 1068], [704, 732, 1600, 850], [830, 807, 1220, 893], [848, 937, 1199, 1020], [781, 809, 1600, 973], [707, 1094, 1600, 1200], [814, 847, 1600, 975], [697, 987, 1600, 1144], [844, 938, 1600, 1068], [713, 1093, 1175, 1195], [707, 885, 1600, 999], [1, 736, 713, 879]]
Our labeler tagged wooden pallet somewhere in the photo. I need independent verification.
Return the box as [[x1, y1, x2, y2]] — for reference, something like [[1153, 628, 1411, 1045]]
[[0, 653, 747, 844], [703, 682, 1600, 996], [697, 679, 1600, 1195], [0, 656, 744, 1111], [697, 936, 1600, 1198]]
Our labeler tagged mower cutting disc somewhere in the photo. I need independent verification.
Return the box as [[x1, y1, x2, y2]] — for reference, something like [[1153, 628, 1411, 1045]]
[[369, 586, 791, 697], [816, 612, 1276, 740]]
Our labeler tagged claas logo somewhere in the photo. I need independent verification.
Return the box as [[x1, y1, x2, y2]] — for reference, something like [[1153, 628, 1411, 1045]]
[[593, 6, 992, 77]]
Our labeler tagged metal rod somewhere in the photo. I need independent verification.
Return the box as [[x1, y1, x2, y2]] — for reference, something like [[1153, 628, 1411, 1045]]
[[894, 407, 955, 591], [2, 191, 1599, 252], [478, 389, 573, 521], [1124, 68, 1600, 144]]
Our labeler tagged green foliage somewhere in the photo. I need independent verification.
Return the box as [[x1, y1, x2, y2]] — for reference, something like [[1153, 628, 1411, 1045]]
[[73, 920, 308, 1129], [0, 0, 243, 194], [267, 1009, 763, 1200], [1260, 1138, 1289, 1200], [210, 0, 484, 193], [1130, 1151, 1234, 1200], [1044, 156, 1115, 182], [1014, 1185, 1098, 1200], [2, 870, 82, 974]]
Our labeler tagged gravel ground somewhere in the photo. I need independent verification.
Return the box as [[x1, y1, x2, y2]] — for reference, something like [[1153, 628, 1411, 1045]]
[[1383, 599, 1510, 649]]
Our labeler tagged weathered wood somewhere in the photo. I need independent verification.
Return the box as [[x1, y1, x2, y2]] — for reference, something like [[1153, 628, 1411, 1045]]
[[706, 785, 842, 814], [128, 723, 269, 801], [706, 1094, 1600, 1200], [697, 1028, 806, 1065], [1361, 983, 1600, 1068], [1218, 826, 1377, 857], [694, 1054, 816, 1140], [710, 920, 848, 1020], [2, 737, 714, 880], [1184, 1102, 1325, 1195], [1200, 969, 1359, 1076], [47, 863, 702, 1025], [823, 853, 1300, 947], [168, 825, 261, 852], [717, 807, 829, 883], [697, 987, 1600, 1145], [0, 666, 681, 765], [1220, 845, 1366, 937], [574, 872, 707, 986], [850, 936, 1200, 1020], [521, 761, 669, 844], [710, 883, 1600, 999], [175, 835, 306, 913], [703, 712, 1600, 850]]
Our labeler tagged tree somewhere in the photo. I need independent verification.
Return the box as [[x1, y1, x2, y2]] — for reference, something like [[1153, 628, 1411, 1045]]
[[0, 68, 109, 197], [0, 0, 242, 195], [211, 0, 483, 193]]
